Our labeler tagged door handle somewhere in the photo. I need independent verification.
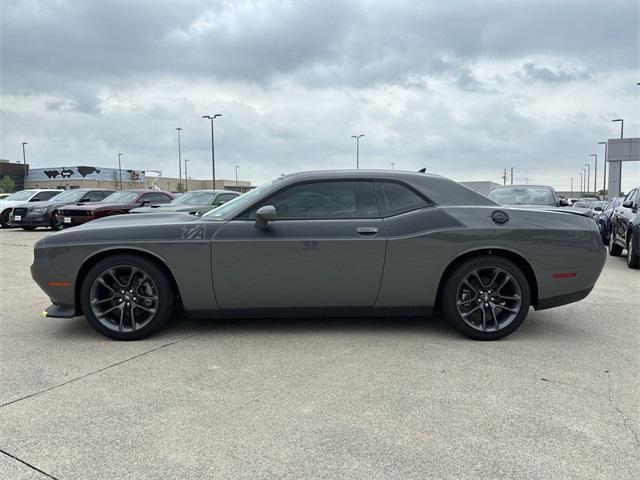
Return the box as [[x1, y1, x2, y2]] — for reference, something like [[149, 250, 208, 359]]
[[356, 226, 378, 236]]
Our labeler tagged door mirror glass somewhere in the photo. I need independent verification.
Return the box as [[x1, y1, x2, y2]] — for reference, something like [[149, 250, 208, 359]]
[[622, 200, 634, 208], [255, 205, 276, 230]]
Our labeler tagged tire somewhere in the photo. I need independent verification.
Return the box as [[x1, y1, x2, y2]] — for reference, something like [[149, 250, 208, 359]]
[[0, 209, 11, 228], [609, 228, 623, 256], [80, 254, 175, 340], [441, 255, 531, 340], [50, 215, 63, 231], [21, 226, 37, 231], [628, 231, 639, 269]]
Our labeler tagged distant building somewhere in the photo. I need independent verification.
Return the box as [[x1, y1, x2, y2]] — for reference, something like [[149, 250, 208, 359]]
[[23, 165, 252, 193], [459, 181, 501, 196], [0, 159, 29, 191]]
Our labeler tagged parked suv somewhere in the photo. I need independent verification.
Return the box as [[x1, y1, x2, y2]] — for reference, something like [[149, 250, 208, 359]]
[[609, 187, 639, 269], [0, 189, 62, 228], [10, 188, 115, 230]]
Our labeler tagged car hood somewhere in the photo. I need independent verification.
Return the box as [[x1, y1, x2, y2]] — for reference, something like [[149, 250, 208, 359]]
[[0, 200, 39, 209], [130, 204, 209, 213], [62, 202, 136, 212]]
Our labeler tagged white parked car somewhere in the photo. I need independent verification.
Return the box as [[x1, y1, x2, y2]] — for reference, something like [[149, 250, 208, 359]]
[[0, 189, 62, 228]]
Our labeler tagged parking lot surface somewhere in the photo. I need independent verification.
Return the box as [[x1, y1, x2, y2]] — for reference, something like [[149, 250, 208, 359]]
[[0, 228, 638, 479]]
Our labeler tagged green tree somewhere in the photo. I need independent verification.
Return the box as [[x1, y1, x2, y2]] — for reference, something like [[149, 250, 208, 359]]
[[0, 175, 16, 193]]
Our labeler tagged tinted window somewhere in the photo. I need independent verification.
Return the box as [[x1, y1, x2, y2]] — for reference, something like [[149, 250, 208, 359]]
[[253, 181, 378, 219], [32, 191, 61, 201], [374, 181, 429, 216], [142, 193, 172, 204], [81, 191, 105, 202], [215, 193, 237, 204], [488, 187, 556, 206]]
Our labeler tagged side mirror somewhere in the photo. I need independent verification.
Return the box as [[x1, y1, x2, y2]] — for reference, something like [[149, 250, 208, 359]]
[[30, 198, 41, 202], [255, 205, 276, 230], [594, 206, 603, 212], [622, 200, 634, 208], [140, 200, 151, 206]]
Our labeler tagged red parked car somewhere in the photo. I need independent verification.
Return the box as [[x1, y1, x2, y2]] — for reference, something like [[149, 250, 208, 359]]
[[55, 190, 175, 227]]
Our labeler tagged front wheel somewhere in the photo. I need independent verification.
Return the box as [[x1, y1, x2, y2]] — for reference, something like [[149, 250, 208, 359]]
[[80, 254, 175, 340], [628, 231, 639, 269], [609, 228, 623, 256], [0, 209, 11, 228], [441, 256, 531, 340]]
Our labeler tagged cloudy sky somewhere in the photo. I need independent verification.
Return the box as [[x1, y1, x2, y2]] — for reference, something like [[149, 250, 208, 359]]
[[1, 0, 639, 192]]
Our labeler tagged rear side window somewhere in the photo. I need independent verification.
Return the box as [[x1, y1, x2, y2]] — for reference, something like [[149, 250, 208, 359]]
[[215, 193, 237, 205], [374, 181, 429, 217], [142, 193, 172, 204]]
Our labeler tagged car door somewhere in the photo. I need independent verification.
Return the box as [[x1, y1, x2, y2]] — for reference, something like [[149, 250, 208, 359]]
[[616, 189, 637, 241], [212, 180, 386, 309]]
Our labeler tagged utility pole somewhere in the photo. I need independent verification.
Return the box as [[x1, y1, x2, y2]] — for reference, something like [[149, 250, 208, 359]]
[[184, 159, 189, 192], [584, 163, 590, 195], [21, 142, 28, 185], [235, 165, 239, 187], [510, 167, 513, 185], [202, 114, 222, 189], [502, 169, 507, 185], [590, 154, 598, 198], [578, 171, 583, 194], [351, 134, 364, 169]]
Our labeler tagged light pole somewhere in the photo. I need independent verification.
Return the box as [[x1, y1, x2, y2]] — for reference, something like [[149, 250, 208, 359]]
[[184, 159, 189, 192], [117, 153, 123, 190], [578, 171, 583, 194], [176, 127, 183, 189], [391, 162, 395, 170], [350, 134, 364, 169], [570, 177, 573, 197], [235, 165, 239, 187], [584, 163, 590, 195], [590, 154, 598, 198], [598, 141, 608, 195], [612, 119, 624, 139], [202, 114, 222, 189], [21, 142, 27, 183]]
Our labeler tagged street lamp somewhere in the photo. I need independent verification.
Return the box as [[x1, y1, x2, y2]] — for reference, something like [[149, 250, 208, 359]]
[[235, 165, 239, 188], [117, 153, 124, 191], [578, 171, 584, 194], [590, 154, 598, 198], [570, 177, 573, 197], [611, 119, 624, 139], [21, 142, 28, 182], [202, 114, 222, 189], [598, 141, 608, 196], [350, 134, 364, 169], [176, 127, 183, 189], [184, 159, 189, 192], [391, 162, 395, 170], [584, 163, 590, 195]]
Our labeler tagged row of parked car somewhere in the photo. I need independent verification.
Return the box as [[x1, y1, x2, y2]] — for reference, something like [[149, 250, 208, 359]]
[[0, 188, 240, 230], [485, 184, 639, 269]]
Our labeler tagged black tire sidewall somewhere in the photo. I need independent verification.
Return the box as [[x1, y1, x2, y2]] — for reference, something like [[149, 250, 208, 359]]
[[442, 256, 531, 340], [0, 209, 10, 228], [628, 232, 639, 269], [80, 254, 174, 340]]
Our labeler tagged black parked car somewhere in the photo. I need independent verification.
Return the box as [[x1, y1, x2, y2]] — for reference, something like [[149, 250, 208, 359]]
[[609, 187, 640, 269], [596, 197, 624, 244], [10, 188, 115, 230]]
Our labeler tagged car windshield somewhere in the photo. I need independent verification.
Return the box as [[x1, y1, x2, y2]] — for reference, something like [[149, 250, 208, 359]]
[[591, 201, 607, 209], [2, 190, 36, 201], [203, 181, 274, 219], [49, 190, 87, 202], [573, 202, 591, 208], [102, 191, 139, 203], [487, 187, 556, 206], [172, 191, 216, 205]]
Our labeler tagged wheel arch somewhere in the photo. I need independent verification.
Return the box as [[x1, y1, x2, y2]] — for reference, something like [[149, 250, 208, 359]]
[[74, 247, 182, 315], [434, 248, 539, 310]]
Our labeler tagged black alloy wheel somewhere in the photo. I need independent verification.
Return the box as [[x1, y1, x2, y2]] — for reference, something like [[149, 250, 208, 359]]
[[442, 256, 531, 340], [0, 209, 11, 228], [609, 228, 623, 256], [81, 254, 174, 340], [628, 232, 639, 269]]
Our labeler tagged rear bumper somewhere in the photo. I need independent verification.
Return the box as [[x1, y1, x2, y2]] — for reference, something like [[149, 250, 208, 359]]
[[535, 287, 593, 310], [42, 303, 77, 318]]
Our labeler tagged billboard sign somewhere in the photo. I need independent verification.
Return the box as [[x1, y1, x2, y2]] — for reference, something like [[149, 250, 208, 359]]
[[27, 166, 145, 183]]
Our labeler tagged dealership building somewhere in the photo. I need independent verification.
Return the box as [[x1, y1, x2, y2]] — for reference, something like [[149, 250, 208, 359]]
[[20, 165, 252, 193]]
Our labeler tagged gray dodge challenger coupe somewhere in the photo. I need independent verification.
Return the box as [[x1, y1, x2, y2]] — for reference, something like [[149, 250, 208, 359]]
[[31, 170, 606, 341]]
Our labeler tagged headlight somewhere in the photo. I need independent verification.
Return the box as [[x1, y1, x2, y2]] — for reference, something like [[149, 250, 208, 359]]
[[31, 207, 47, 213]]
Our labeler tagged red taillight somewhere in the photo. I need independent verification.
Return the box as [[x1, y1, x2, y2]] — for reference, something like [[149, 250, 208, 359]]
[[552, 272, 577, 279]]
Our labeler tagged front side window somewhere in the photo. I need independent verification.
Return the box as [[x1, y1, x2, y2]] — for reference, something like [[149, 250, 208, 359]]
[[252, 181, 379, 220], [374, 181, 429, 217], [173, 192, 216, 205], [103, 191, 139, 203], [32, 191, 61, 201], [625, 189, 638, 206], [143, 193, 172, 204], [215, 193, 237, 204]]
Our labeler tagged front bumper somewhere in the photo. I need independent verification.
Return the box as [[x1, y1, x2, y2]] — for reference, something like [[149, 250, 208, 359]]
[[11, 211, 50, 227], [54, 213, 95, 227]]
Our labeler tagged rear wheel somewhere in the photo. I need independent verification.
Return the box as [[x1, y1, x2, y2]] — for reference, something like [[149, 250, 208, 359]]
[[441, 256, 531, 340], [80, 254, 174, 340], [628, 231, 639, 269], [609, 228, 623, 256]]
